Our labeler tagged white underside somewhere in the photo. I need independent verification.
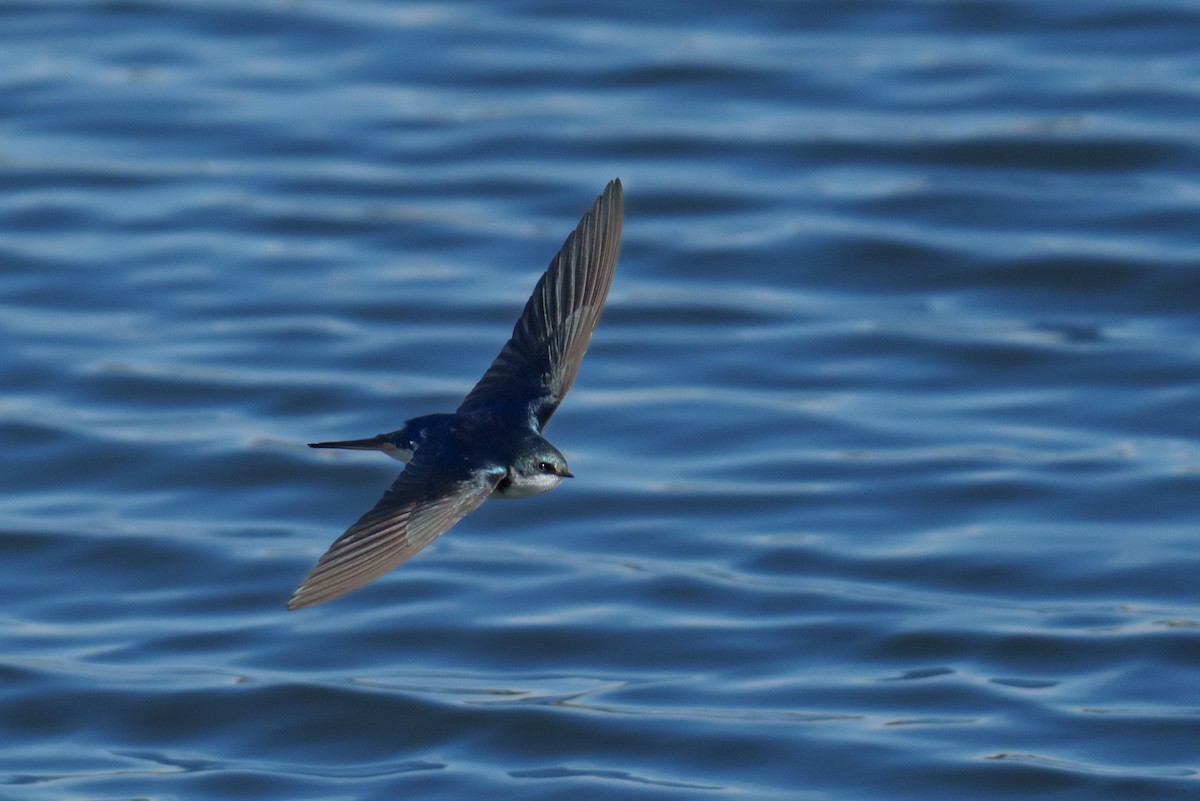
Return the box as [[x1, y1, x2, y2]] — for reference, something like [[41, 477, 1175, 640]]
[[492, 472, 564, 499], [384, 446, 414, 463]]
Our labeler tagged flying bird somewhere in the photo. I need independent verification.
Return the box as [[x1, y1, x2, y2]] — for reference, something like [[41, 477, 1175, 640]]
[[289, 179, 623, 609]]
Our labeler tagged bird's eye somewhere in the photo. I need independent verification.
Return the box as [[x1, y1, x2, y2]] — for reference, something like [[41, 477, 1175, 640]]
[[538, 461, 554, 473]]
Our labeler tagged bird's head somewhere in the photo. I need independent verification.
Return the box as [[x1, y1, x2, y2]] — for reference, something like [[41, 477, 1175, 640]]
[[503, 440, 573, 497], [519, 441, 573, 479]]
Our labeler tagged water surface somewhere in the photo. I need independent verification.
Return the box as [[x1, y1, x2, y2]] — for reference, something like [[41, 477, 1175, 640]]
[[2, 1, 1199, 799]]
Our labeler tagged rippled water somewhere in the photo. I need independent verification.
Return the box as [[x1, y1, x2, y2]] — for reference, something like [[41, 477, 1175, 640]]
[[3, 2, 1200, 799]]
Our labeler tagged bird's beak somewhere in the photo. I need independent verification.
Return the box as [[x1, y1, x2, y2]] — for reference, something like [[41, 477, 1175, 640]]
[[561, 470, 574, 479]]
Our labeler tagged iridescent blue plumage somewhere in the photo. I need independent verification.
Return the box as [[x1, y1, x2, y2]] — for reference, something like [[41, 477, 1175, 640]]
[[289, 179, 623, 609]]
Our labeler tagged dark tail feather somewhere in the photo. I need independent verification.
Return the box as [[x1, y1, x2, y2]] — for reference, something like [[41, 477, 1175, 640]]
[[308, 435, 389, 451]]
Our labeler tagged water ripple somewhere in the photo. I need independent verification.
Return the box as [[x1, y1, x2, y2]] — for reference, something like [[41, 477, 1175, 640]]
[[2, 1, 1199, 799]]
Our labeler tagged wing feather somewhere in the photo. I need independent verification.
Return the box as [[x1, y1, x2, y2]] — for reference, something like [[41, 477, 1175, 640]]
[[287, 456, 504, 609], [457, 178, 623, 430]]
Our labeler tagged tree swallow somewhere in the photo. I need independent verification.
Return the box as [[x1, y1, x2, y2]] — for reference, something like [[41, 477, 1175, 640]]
[[289, 179, 623, 609]]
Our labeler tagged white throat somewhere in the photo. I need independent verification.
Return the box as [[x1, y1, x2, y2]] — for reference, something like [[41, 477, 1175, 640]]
[[492, 470, 564, 499]]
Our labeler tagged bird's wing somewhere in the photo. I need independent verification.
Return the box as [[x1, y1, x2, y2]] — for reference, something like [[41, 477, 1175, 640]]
[[287, 454, 504, 609], [457, 178, 623, 432]]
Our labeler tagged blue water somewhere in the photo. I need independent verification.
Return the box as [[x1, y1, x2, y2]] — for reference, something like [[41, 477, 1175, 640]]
[[3, 1, 1199, 798]]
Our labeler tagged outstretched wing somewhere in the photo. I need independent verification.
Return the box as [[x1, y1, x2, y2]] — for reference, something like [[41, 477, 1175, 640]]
[[288, 455, 504, 609], [457, 178, 623, 431]]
